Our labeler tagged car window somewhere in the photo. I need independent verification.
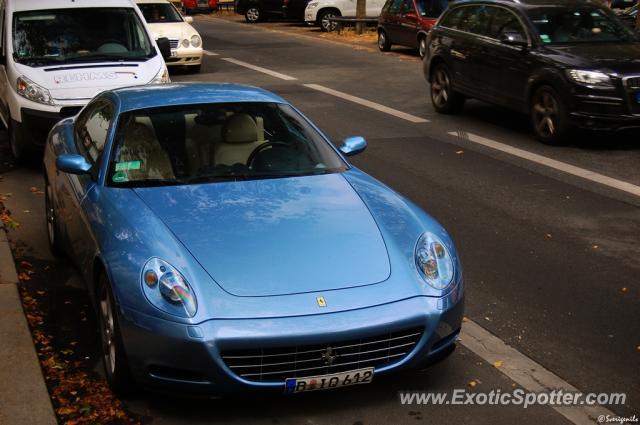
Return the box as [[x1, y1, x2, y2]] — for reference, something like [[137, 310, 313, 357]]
[[440, 6, 473, 31], [75, 101, 114, 165], [416, 0, 447, 18], [388, 0, 404, 14], [108, 102, 348, 187], [400, 0, 414, 15], [487, 7, 526, 40], [381, 0, 393, 13], [527, 5, 636, 44], [464, 5, 492, 36]]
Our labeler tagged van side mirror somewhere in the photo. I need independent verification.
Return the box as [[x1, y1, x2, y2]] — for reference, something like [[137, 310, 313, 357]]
[[156, 37, 172, 59], [339, 136, 367, 157]]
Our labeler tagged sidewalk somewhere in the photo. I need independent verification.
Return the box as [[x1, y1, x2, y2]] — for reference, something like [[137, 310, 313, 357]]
[[0, 225, 56, 424]]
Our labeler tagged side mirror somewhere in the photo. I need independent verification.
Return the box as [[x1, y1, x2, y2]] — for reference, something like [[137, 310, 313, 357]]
[[500, 32, 528, 48], [339, 136, 367, 157], [184, 16, 194, 23], [156, 37, 172, 59], [56, 154, 92, 175]]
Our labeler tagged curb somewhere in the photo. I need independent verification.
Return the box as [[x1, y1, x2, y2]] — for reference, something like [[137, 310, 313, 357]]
[[0, 229, 57, 425]]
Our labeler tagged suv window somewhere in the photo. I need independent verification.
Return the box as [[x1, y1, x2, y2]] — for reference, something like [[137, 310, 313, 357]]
[[487, 6, 526, 40], [440, 5, 471, 30], [75, 101, 114, 165], [464, 5, 492, 35]]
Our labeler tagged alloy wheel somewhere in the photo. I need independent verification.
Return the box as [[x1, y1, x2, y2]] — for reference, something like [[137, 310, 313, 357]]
[[246, 7, 260, 22], [431, 68, 450, 108], [378, 32, 387, 50], [321, 13, 336, 31], [45, 183, 56, 247], [533, 91, 558, 138], [100, 286, 117, 375], [419, 37, 427, 58]]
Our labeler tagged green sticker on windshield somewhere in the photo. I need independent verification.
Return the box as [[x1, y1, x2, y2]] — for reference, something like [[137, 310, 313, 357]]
[[540, 34, 551, 43], [115, 160, 141, 171], [112, 172, 128, 183]]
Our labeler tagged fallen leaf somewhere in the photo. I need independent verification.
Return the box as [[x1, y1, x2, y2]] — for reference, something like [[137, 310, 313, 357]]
[[456, 150, 464, 155], [18, 272, 31, 282], [23, 210, 30, 213], [462, 316, 469, 322], [592, 245, 599, 249], [484, 316, 491, 321], [29, 186, 38, 193], [621, 287, 628, 293], [493, 360, 503, 368], [545, 233, 552, 239], [468, 380, 477, 387]]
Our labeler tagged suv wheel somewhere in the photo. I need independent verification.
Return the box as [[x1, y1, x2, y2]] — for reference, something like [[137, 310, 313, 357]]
[[245, 6, 262, 23], [531, 85, 569, 144], [378, 30, 391, 51], [418, 36, 427, 58], [430, 63, 464, 114], [319, 10, 339, 32]]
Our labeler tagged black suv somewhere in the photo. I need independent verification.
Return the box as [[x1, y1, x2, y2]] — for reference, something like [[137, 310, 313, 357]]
[[423, 0, 640, 143], [236, 0, 309, 22]]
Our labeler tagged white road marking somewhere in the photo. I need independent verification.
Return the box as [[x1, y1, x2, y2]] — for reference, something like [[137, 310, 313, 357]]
[[222, 57, 297, 81], [449, 131, 640, 198], [461, 320, 614, 425], [304, 83, 429, 123], [203, 50, 219, 56]]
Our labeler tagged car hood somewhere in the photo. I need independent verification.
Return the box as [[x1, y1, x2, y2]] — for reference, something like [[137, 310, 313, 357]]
[[134, 174, 391, 297], [147, 22, 199, 40], [543, 42, 640, 74]]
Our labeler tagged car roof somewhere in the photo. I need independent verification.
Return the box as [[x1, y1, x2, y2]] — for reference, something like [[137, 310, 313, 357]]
[[109, 83, 289, 112], [450, 0, 604, 9], [9, 0, 137, 13]]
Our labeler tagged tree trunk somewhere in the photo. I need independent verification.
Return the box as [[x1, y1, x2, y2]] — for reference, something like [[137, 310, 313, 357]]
[[355, 0, 366, 35]]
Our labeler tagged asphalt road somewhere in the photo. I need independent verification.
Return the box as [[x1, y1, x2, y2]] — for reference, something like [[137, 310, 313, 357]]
[[0, 15, 638, 425]]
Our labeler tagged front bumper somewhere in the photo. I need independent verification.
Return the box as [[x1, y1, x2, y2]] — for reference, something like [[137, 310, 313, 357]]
[[119, 292, 464, 395], [166, 47, 203, 67], [16, 106, 82, 148]]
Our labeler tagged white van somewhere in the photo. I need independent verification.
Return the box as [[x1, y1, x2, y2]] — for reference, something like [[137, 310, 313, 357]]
[[0, 0, 172, 160], [305, 0, 386, 31]]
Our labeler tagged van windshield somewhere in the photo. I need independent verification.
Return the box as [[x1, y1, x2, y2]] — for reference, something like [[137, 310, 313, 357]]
[[13, 8, 154, 66]]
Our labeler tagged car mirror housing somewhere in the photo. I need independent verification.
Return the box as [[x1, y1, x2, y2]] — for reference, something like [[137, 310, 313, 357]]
[[500, 32, 528, 48], [339, 136, 367, 157], [156, 37, 172, 59], [184, 16, 194, 23], [56, 154, 92, 175]]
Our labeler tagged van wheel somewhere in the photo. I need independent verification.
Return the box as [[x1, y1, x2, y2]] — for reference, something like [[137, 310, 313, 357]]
[[418, 36, 427, 58], [319, 10, 339, 32], [9, 121, 28, 163], [531, 85, 570, 145], [430, 63, 464, 114], [98, 273, 135, 397], [378, 30, 391, 51], [245, 6, 262, 22]]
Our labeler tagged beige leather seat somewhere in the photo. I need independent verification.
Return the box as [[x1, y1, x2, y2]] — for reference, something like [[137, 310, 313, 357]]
[[119, 122, 175, 181], [214, 113, 264, 166], [184, 113, 222, 175]]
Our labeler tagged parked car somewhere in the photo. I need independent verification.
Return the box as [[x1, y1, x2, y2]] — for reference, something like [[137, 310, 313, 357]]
[[378, 0, 448, 57], [617, 3, 638, 28], [181, 0, 218, 14], [43, 82, 464, 395], [423, 0, 640, 144], [283, 0, 312, 20], [137, 0, 203, 72], [236, 0, 285, 22], [0, 0, 171, 161], [305, 0, 386, 31]]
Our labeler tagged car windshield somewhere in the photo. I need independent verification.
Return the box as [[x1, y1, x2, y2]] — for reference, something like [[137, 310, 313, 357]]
[[527, 6, 636, 44], [108, 102, 348, 187], [12, 8, 154, 66], [138, 3, 183, 23]]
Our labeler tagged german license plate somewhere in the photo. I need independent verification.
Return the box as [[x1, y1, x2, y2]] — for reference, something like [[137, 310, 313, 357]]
[[170, 50, 177, 57], [284, 368, 373, 393]]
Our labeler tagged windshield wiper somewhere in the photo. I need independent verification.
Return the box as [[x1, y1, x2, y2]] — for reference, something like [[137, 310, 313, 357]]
[[13, 55, 62, 66], [114, 178, 181, 188]]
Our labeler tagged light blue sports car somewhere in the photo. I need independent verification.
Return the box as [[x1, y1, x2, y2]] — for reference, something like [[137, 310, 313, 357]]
[[43, 83, 464, 396]]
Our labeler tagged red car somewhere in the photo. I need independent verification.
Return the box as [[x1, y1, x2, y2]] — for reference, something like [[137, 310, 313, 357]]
[[377, 0, 447, 57], [181, 0, 218, 14]]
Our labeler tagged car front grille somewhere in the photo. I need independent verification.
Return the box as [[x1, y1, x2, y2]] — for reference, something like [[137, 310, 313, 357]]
[[221, 327, 423, 383], [168, 38, 179, 49]]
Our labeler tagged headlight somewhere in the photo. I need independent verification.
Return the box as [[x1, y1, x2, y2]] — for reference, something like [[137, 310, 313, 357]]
[[149, 65, 171, 84], [16, 76, 55, 105], [190, 34, 201, 48], [415, 232, 454, 290], [566, 70, 613, 88], [307, 2, 318, 7], [141, 258, 197, 318], [181, 38, 190, 48]]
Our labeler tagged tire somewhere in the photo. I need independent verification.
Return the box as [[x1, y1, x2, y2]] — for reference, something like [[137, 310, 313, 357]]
[[430, 63, 464, 114], [530, 85, 570, 145], [245, 6, 262, 23], [378, 30, 391, 52], [418, 36, 427, 58], [319, 10, 339, 32], [45, 179, 63, 257], [9, 121, 27, 163], [97, 273, 135, 397]]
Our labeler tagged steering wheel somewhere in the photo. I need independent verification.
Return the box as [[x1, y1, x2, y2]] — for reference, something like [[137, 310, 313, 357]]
[[97, 40, 128, 53], [246, 141, 295, 170]]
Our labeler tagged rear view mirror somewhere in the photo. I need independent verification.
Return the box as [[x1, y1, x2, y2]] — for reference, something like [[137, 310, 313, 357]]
[[500, 32, 528, 48], [184, 16, 194, 23], [156, 37, 171, 59], [339, 136, 367, 157], [56, 154, 92, 175]]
